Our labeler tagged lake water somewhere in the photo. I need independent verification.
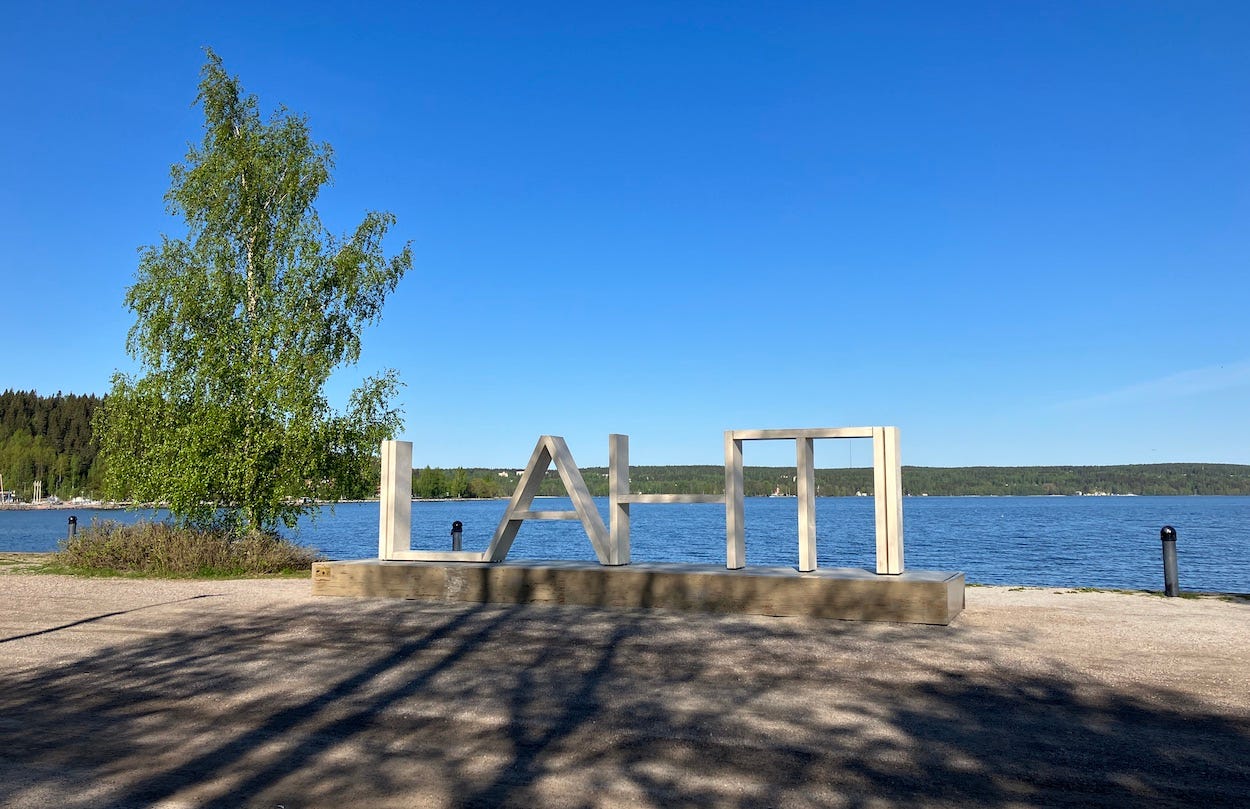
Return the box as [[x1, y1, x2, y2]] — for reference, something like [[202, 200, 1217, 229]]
[[2, 496, 1247, 593]]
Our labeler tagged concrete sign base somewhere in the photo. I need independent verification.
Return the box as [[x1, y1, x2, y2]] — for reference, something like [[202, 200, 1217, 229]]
[[312, 559, 965, 625]]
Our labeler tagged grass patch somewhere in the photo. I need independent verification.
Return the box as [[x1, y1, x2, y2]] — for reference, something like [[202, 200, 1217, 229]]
[[0, 553, 58, 575], [53, 520, 321, 578], [1049, 586, 1229, 600], [1053, 587, 1138, 596]]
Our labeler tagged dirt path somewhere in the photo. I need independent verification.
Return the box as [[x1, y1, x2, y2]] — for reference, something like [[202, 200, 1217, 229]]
[[1, 574, 1247, 808]]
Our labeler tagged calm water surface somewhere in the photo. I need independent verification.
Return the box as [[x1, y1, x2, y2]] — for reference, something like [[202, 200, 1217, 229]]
[[3, 497, 1247, 592]]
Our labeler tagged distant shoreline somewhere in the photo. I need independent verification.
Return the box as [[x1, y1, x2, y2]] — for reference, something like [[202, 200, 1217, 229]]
[[0, 502, 130, 511], [1, 492, 1246, 512]]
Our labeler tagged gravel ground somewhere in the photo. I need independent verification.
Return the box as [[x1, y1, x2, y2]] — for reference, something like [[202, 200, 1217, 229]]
[[1, 572, 1248, 808]]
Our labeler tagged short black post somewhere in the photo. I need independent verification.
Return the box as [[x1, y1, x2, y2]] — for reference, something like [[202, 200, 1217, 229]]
[[67, 514, 78, 540], [1160, 525, 1180, 597], [451, 520, 463, 552]]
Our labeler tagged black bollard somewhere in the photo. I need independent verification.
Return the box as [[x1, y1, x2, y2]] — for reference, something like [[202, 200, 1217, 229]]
[[1160, 525, 1180, 597], [67, 514, 78, 540], [451, 520, 463, 552]]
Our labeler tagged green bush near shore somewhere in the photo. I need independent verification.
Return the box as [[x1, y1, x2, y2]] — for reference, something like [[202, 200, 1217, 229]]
[[54, 520, 321, 578]]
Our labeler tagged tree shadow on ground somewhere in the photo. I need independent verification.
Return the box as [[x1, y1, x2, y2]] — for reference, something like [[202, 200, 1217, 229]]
[[0, 593, 221, 644], [0, 598, 1246, 808]]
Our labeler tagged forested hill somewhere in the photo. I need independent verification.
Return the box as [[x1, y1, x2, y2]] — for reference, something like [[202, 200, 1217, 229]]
[[893, 464, 1250, 497], [0, 389, 103, 498], [417, 462, 1250, 498], [3, 388, 1248, 499]]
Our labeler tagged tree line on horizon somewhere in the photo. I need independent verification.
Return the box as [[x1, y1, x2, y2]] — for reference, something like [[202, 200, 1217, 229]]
[[411, 461, 1250, 499], [5, 389, 1250, 501]]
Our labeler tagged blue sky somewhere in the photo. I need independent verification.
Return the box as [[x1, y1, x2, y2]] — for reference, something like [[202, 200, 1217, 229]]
[[2, 2, 1247, 469]]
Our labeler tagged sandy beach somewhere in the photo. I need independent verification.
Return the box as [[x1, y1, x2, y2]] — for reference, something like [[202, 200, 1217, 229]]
[[1, 571, 1247, 808]]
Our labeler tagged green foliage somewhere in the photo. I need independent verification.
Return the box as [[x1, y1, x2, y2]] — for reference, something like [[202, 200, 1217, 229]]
[[467, 475, 502, 498], [407, 462, 1250, 499], [94, 49, 411, 530], [901, 463, 1250, 496], [55, 520, 320, 577], [0, 389, 103, 499], [447, 468, 470, 498], [412, 466, 447, 499]]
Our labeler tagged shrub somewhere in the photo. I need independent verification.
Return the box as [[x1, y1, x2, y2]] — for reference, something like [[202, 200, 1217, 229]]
[[55, 520, 321, 577]]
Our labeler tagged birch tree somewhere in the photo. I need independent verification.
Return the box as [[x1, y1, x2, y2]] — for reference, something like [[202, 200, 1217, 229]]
[[96, 49, 412, 531]]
